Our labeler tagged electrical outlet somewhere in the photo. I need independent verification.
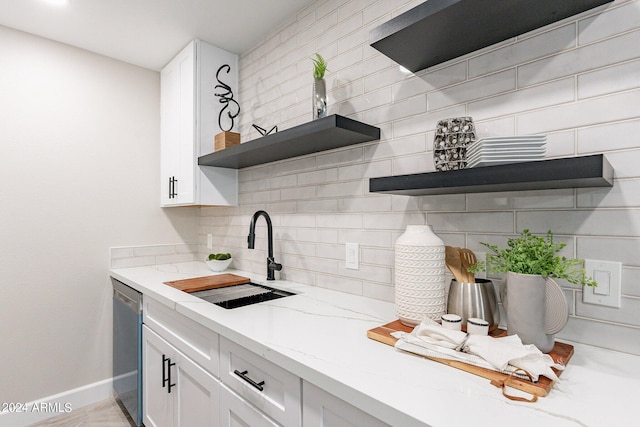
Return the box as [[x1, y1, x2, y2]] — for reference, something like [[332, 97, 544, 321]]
[[207, 234, 213, 250], [345, 242, 359, 270], [583, 259, 621, 308]]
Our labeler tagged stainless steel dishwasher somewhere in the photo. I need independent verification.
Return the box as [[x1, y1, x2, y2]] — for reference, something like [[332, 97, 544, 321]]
[[112, 278, 142, 426]]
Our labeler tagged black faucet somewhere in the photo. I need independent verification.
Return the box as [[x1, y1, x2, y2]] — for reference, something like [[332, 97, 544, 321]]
[[247, 210, 282, 281]]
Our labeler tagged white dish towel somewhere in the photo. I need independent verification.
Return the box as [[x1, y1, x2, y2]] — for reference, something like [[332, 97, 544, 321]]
[[393, 318, 564, 382]]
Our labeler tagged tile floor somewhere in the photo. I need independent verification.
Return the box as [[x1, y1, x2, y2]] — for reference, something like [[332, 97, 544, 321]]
[[27, 398, 133, 427]]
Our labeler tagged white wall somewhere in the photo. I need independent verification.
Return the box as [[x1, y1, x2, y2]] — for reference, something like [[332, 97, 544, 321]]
[[0, 25, 198, 405], [200, 0, 640, 355]]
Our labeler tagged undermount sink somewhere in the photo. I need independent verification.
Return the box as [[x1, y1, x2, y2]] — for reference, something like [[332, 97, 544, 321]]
[[191, 282, 295, 309]]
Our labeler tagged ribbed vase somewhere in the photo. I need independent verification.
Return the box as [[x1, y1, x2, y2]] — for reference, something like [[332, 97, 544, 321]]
[[395, 225, 446, 326]]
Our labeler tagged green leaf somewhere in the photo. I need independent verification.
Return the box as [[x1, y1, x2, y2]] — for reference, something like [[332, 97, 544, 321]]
[[311, 53, 328, 79]]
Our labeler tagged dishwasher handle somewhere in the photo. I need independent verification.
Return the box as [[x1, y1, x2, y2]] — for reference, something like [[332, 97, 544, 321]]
[[114, 289, 139, 312]]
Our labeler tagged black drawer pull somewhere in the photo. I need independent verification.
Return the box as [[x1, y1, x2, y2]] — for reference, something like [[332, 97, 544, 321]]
[[233, 369, 265, 391]]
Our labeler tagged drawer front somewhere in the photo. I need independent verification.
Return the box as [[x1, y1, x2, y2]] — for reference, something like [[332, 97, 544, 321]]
[[302, 381, 390, 427], [219, 384, 280, 427], [143, 297, 219, 377], [220, 337, 301, 427]]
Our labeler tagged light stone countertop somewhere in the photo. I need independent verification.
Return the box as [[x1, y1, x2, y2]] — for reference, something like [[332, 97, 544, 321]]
[[110, 262, 639, 427]]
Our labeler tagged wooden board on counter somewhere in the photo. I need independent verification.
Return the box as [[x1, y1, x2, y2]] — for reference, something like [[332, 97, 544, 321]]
[[164, 274, 250, 293], [367, 320, 574, 397]]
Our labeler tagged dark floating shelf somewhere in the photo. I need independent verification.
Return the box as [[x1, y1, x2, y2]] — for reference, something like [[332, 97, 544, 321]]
[[198, 114, 380, 169], [369, 0, 613, 73], [369, 155, 613, 196]]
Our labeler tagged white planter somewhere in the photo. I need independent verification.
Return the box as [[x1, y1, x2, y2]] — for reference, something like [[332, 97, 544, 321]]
[[395, 225, 446, 326]]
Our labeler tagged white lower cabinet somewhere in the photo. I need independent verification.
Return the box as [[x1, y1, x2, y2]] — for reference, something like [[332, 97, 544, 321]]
[[141, 297, 388, 427], [302, 381, 390, 427], [143, 325, 220, 427]]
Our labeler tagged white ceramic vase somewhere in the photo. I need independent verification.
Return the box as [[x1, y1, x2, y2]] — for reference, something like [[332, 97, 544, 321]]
[[395, 225, 446, 326]]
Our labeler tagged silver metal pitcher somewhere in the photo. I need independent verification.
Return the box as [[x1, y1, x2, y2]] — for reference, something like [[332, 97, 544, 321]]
[[447, 279, 499, 331]]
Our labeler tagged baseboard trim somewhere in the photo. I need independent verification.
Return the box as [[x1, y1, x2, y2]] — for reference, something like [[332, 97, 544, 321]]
[[0, 377, 114, 427]]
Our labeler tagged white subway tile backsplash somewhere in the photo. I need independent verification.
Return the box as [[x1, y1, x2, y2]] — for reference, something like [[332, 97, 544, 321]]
[[338, 195, 392, 212], [518, 209, 640, 237], [467, 189, 576, 211], [518, 89, 640, 134], [338, 159, 392, 180], [577, 179, 640, 208], [429, 212, 515, 233], [518, 29, 640, 88], [622, 267, 640, 297], [576, 292, 640, 326], [577, 236, 640, 266], [392, 61, 467, 102], [297, 198, 339, 213], [578, 58, 640, 99], [197, 0, 640, 353], [428, 69, 516, 111], [578, 119, 640, 153], [470, 77, 575, 122], [362, 212, 425, 230], [393, 105, 466, 139], [391, 152, 433, 175], [338, 229, 392, 247], [363, 134, 426, 161], [363, 93, 427, 125], [578, 0, 640, 45], [469, 24, 576, 79]]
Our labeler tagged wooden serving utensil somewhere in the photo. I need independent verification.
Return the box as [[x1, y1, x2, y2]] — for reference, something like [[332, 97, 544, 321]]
[[459, 248, 477, 283], [445, 246, 466, 283]]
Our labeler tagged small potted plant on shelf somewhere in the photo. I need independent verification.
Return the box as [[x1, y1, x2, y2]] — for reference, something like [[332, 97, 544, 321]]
[[205, 253, 232, 272], [469, 229, 597, 353]]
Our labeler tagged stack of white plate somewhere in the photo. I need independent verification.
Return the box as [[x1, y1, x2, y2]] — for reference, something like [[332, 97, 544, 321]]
[[467, 135, 546, 168]]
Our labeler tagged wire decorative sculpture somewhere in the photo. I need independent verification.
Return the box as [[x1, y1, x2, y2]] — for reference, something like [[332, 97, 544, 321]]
[[252, 124, 278, 136], [214, 64, 240, 132]]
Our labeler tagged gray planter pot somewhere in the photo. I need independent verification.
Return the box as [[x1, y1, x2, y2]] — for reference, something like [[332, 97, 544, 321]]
[[504, 272, 568, 353]]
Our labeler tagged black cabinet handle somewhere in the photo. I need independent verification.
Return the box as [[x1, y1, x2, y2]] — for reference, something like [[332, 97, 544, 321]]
[[233, 369, 265, 391], [162, 354, 176, 393], [168, 176, 178, 199]]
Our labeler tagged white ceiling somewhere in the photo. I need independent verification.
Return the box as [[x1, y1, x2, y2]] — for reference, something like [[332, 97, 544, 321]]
[[0, 0, 316, 71]]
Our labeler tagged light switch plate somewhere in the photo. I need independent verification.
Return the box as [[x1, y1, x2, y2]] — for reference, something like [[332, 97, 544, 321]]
[[583, 259, 621, 308], [345, 242, 359, 270], [207, 233, 213, 250]]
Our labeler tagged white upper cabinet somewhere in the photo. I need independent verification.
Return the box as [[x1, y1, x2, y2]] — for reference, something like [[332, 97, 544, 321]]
[[160, 39, 239, 207]]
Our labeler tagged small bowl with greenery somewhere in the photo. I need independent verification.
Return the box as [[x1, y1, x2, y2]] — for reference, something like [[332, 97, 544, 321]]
[[205, 253, 232, 272]]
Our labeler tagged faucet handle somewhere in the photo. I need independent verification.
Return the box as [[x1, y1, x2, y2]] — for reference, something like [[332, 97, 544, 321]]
[[268, 258, 282, 271]]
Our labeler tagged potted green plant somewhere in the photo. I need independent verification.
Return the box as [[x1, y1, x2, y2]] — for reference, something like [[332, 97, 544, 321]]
[[311, 53, 328, 119], [470, 229, 596, 286], [205, 252, 232, 272], [469, 230, 597, 353]]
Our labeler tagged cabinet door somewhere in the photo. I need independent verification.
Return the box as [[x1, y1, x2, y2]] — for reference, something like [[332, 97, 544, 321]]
[[302, 381, 389, 427], [174, 349, 220, 427], [219, 384, 280, 427], [160, 42, 195, 206], [143, 325, 220, 427], [143, 325, 174, 427]]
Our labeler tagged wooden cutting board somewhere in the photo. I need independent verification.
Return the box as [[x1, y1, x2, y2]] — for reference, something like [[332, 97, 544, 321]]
[[367, 320, 574, 397], [164, 274, 250, 293]]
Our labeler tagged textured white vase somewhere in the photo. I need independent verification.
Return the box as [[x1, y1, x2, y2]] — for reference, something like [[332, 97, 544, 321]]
[[395, 225, 446, 326]]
